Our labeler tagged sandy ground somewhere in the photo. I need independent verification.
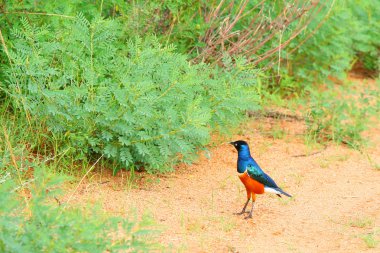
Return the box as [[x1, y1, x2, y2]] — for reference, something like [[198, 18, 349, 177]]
[[66, 77, 380, 252]]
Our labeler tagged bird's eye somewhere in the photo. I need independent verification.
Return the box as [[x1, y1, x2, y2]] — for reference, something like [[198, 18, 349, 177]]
[[234, 144, 237, 146]]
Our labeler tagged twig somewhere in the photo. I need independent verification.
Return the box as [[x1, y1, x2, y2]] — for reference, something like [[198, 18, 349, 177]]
[[250, 4, 323, 65], [247, 110, 305, 121], [0, 28, 12, 66], [287, 0, 336, 55], [3, 11, 75, 19], [0, 172, 11, 184], [64, 155, 104, 207], [0, 28, 33, 126], [193, 0, 323, 69], [155, 81, 178, 101], [43, 147, 71, 163], [54, 196, 62, 206], [292, 146, 327, 157], [2, 126, 30, 210]]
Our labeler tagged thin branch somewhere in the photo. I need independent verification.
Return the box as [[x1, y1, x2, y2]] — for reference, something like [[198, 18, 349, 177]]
[[64, 155, 104, 207], [193, 0, 323, 68], [250, 5, 323, 65], [247, 110, 305, 121], [292, 146, 327, 157], [287, 0, 335, 55], [0, 29, 12, 65], [3, 11, 75, 19], [2, 126, 31, 210]]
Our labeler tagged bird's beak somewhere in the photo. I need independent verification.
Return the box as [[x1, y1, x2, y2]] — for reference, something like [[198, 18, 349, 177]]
[[229, 142, 234, 145]]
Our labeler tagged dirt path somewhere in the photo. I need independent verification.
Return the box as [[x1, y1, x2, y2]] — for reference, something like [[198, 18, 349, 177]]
[[68, 78, 380, 252]]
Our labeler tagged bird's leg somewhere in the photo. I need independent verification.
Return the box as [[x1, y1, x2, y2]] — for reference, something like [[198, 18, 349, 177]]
[[245, 201, 255, 219], [235, 198, 250, 215], [245, 194, 256, 219], [237, 191, 252, 215]]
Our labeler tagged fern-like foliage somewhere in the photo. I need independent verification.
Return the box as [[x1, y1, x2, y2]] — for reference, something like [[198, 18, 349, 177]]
[[4, 15, 259, 172]]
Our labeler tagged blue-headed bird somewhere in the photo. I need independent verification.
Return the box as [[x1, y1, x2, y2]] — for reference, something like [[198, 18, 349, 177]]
[[230, 140, 291, 218]]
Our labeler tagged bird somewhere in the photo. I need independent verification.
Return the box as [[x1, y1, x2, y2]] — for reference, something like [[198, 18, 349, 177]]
[[230, 140, 291, 219]]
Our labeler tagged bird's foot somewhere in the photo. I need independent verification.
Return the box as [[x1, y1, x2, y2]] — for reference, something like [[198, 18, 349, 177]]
[[234, 210, 248, 215], [244, 214, 253, 219]]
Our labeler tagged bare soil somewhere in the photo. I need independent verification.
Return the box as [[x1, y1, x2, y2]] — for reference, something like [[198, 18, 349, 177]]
[[66, 77, 380, 252]]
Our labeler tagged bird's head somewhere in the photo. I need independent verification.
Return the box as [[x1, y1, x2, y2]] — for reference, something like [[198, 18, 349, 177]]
[[229, 140, 249, 152]]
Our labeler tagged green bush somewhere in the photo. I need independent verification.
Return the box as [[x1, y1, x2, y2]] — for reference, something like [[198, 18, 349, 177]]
[[3, 15, 258, 173], [286, 0, 380, 83], [2, 0, 377, 159], [1, 113, 160, 252], [0, 166, 160, 252], [0, 0, 212, 56], [305, 83, 379, 149]]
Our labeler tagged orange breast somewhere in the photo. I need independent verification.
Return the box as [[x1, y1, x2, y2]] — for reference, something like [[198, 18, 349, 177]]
[[239, 172, 265, 194]]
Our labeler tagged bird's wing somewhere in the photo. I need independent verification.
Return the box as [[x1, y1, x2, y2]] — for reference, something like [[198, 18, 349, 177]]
[[246, 162, 279, 188]]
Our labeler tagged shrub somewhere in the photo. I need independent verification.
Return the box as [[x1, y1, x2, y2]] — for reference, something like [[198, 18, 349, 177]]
[[286, 0, 380, 83], [304, 83, 378, 149], [0, 1, 325, 63], [0, 0, 212, 56], [3, 15, 258, 173], [1, 123, 160, 252], [0, 165, 160, 252]]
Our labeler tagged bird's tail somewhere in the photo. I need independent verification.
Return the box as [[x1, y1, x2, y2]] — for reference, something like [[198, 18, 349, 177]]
[[264, 186, 292, 197], [277, 188, 292, 197]]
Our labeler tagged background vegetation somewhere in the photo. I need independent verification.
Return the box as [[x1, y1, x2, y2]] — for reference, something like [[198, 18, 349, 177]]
[[0, 165, 159, 252], [0, 0, 379, 251]]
